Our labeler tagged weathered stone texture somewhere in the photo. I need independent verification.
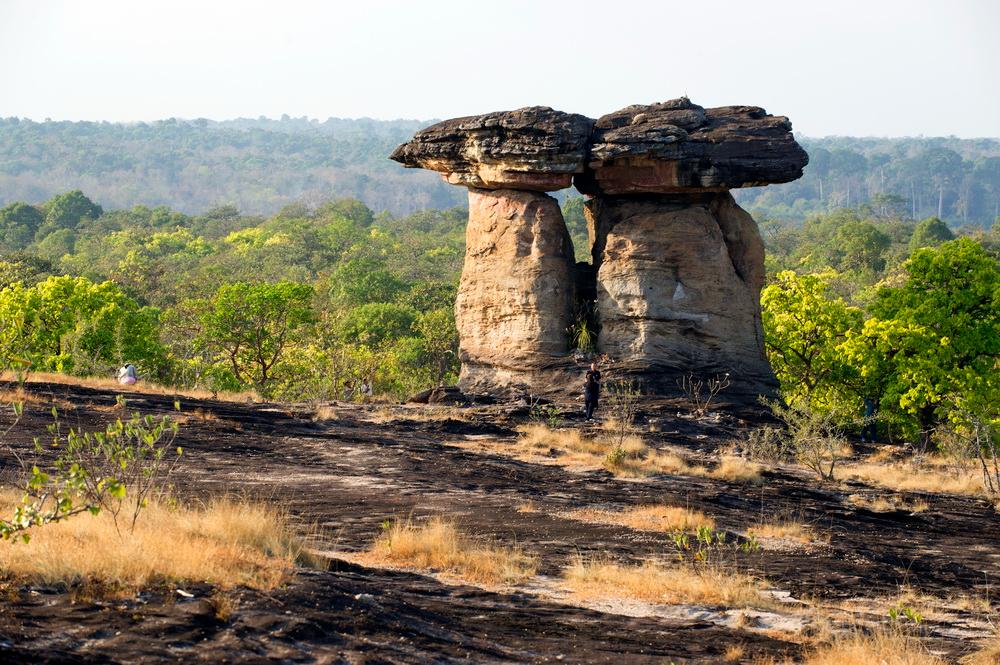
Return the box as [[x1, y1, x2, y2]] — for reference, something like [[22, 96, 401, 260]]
[[390, 98, 807, 401], [389, 107, 594, 191], [456, 188, 576, 393], [588, 192, 776, 396], [576, 98, 809, 195]]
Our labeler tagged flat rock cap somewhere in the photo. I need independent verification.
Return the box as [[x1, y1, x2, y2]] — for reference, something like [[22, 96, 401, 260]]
[[389, 106, 594, 192], [575, 97, 809, 195]]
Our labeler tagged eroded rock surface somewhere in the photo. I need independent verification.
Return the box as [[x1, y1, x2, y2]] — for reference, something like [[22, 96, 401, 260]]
[[576, 98, 808, 195], [456, 188, 576, 394], [389, 98, 807, 400], [588, 192, 776, 396], [389, 107, 594, 191]]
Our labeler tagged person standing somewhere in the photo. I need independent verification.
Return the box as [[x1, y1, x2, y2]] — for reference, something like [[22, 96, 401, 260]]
[[583, 362, 601, 420], [861, 396, 878, 442]]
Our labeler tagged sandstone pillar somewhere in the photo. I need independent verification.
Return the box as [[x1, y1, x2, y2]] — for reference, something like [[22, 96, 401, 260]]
[[587, 192, 777, 398], [456, 188, 576, 394]]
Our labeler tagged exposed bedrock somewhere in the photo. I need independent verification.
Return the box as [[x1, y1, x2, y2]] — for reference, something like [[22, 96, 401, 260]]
[[456, 188, 577, 395], [587, 192, 778, 398]]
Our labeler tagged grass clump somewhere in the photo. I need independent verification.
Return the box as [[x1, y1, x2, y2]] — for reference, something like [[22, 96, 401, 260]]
[[566, 504, 715, 533], [364, 517, 537, 586], [961, 633, 1000, 664], [563, 557, 769, 609], [515, 424, 762, 482], [750, 520, 828, 545], [0, 492, 311, 591], [841, 460, 984, 497], [804, 626, 945, 664], [847, 493, 929, 513]]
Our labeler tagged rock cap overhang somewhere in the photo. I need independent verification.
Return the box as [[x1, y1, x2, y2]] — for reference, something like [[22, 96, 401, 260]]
[[390, 97, 809, 196], [389, 106, 594, 192]]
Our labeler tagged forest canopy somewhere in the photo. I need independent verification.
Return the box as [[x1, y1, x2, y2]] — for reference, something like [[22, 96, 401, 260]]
[[1, 117, 998, 226]]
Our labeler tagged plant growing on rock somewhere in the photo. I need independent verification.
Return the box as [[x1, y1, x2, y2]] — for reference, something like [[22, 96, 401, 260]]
[[604, 380, 641, 461], [677, 372, 732, 417], [755, 399, 848, 481], [1, 397, 182, 541]]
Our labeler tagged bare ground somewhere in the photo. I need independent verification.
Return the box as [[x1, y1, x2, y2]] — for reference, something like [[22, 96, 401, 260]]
[[1, 381, 998, 663]]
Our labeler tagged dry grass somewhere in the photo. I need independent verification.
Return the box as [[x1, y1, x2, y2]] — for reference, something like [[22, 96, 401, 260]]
[[711, 455, 764, 483], [0, 371, 260, 403], [0, 491, 311, 591], [962, 633, 1000, 664], [842, 460, 985, 497], [804, 627, 946, 664], [312, 405, 338, 421], [750, 520, 828, 545], [723, 644, 746, 662], [566, 504, 715, 533], [562, 557, 769, 609], [0, 385, 52, 406], [362, 517, 537, 586], [847, 493, 930, 513], [514, 424, 762, 483]]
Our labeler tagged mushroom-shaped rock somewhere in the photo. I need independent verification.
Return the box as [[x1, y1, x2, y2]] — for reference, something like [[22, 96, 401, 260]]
[[576, 98, 809, 195], [390, 106, 594, 191]]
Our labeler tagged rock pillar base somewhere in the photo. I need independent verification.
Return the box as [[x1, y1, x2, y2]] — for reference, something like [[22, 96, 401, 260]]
[[587, 191, 777, 401], [456, 188, 577, 395]]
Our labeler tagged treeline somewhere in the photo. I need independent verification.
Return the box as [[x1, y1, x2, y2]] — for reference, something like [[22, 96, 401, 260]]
[[737, 136, 1000, 227], [2, 117, 998, 226], [0, 191, 467, 399], [0, 117, 465, 217]]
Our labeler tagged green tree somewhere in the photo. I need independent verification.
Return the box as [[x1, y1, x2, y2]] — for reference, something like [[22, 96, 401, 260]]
[[413, 307, 459, 385], [909, 216, 955, 252], [0, 202, 44, 250], [336, 302, 416, 349], [197, 281, 315, 392], [317, 198, 374, 227], [36, 190, 103, 240], [0, 276, 163, 375], [863, 239, 1000, 448], [328, 258, 410, 306], [760, 271, 864, 409]]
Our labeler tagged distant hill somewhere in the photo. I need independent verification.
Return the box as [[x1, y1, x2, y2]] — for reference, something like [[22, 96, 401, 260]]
[[1, 117, 998, 225]]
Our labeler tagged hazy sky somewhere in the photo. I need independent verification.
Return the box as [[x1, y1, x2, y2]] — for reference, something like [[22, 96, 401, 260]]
[[1, 0, 998, 137]]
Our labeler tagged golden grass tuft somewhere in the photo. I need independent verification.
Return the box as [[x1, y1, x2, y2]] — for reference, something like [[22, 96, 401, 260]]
[[723, 644, 746, 662], [566, 504, 715, 533], [711, 455, 764, 483], [847, 493, 930, 513], [0, 492, 311, 591], [750, 520, 828, 545], [0, 371, 260, 403], [312, 405, 338, 421], [363, 517, 537, 586], [514, 424, 762, 484], [562, 557, 769, 609], [842, 460, 984, 497], [804, 627, 946, 664], [961, 633, 1000, 664]]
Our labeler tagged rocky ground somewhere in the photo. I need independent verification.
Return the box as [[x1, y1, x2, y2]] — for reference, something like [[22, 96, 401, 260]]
[[0, 380, 998, 663]]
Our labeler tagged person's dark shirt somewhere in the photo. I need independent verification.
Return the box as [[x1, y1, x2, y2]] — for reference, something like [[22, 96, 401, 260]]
[[585, 369, 601, 394]]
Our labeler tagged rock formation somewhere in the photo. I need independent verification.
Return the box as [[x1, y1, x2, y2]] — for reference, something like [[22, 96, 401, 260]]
[[456, 188, 576, 393], [390, 98, 807, 401]]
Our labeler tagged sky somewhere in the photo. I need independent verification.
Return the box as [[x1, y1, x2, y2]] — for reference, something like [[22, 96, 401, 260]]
[[1, 0, 998, 137]]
